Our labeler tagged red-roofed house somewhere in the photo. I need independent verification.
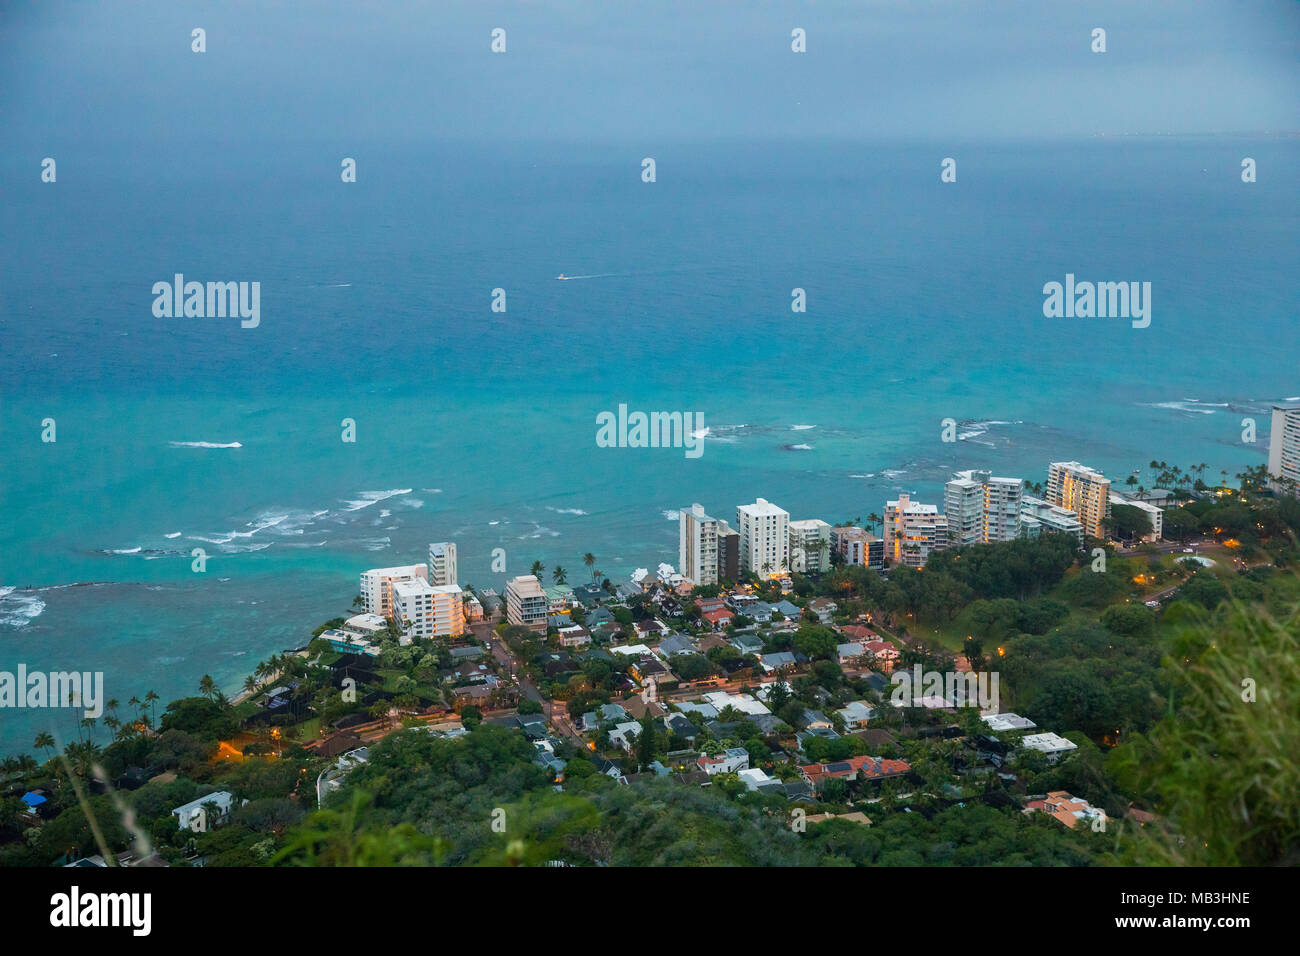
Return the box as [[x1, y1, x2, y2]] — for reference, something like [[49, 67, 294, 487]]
[[863, 640, 900, 669], [1023, 791, 1107, 830], [839, 624, 876, 642], [799, 755, 911, 792], [697, 598, 735, 630]]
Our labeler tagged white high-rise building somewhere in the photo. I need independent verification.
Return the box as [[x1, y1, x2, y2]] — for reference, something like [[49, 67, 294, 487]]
[[736, 498, 790, 575], [1268, 403, 1300, 493], [944, 475, 985, 548], [1047, 462, 1111, 540], [946, 470, 1024, 546], [884, 494, 948, 568], [505, 574, 548, 633], [946, 471, 1024, 546], [428, 541, 458, 587], [359, 564, 428, 618], [389, 579, 464, 642], [788, 519, 832, 574], [679, 504, 720, 586], [984, 475, 1024, 542]]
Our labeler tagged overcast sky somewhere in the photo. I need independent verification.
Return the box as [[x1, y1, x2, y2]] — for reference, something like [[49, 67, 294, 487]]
[[2, 0, 1297, 148]]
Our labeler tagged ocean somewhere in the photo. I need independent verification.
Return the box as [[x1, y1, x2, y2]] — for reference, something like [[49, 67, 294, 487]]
[[1, 137, 1296, 754]]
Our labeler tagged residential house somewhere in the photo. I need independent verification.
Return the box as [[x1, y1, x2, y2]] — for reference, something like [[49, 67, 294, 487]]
[[657, 633, 697, 657], [864, 640, 900, 670], [697, 747, 750, 776], [802, 709, 834, 731], [1020, 732, 1078, 762], [172, 791, 235, 832], [836, 700, 876, 731], [599, 702, 631, 723], [664, 713, 700, 743], [1023, 791, 1107, 830], [799, 756, 911, 793], [557, 624, 591, 648], [808, 597, 837, 622], [759, 651, 797, 674], [609, 720, 645, 752], [738, 767, 783, 793], [837, 642, 865, 665], [772, 599, 802, 619], [982, 713, 1037, 733]]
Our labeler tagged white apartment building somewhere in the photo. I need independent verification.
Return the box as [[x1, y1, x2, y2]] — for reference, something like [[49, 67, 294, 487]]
[[945, 475, 984, 548], [1047, 462, 1111, 539], [679, 503, 720, 586], [736, 498, 790, 575], [428, 541, 458, 587], [505, 574, 548, 633], [1019, 496, 1084, 543], [946, 470, 1025, 546], [359, 564, 428, 618], [831, 526, 884, 568], [788, 518, 832, 574], [1268, 403, 1300, 493], [389, 579, 464, 642], [1108, 493, 1163, 542], [884, 494, 948, 568]]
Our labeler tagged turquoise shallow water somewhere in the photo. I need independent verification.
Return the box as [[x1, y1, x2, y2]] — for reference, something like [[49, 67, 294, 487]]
[[1, 139, 1296, 754]]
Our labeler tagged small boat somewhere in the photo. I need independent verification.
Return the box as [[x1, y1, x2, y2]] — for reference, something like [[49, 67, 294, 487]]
[[556, 273, 568, 280]]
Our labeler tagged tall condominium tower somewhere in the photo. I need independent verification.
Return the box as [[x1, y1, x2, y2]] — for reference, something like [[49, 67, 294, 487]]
[[736, 498, 790, 574], [679, 504, 720, 586], [945, 469, 1025, 546], [1047, 462, 1111, 539], [884, 494, 948, 568], [1268, 403, 1300, 493], [428, 541, 458, 587]]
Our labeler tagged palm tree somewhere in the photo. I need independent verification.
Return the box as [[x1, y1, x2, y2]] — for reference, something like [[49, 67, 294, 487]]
[[866, 512, 882, 535], [552, 566, 568, 585], [198, 675, 217, 701], [243, 674, 259, 696], [33, 732, 55, 762], [583, 553, 596, 582], [144, 690, 160, 728], [530, 560, 545, 581]]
